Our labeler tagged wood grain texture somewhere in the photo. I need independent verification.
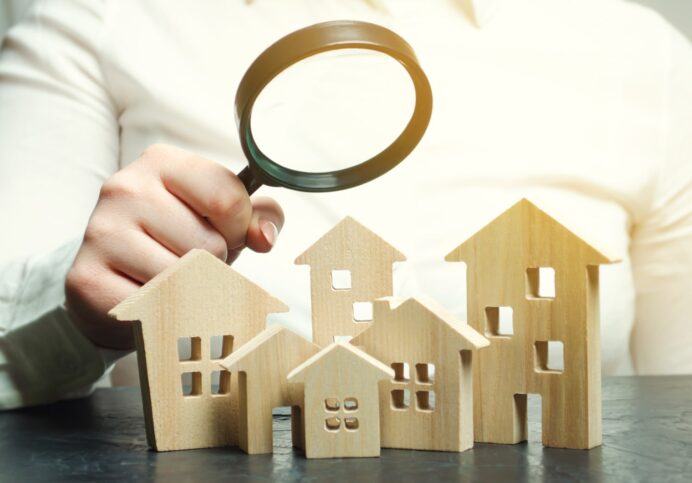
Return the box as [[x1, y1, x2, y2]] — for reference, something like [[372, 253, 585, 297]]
[[109, 249, 288, 451], [295, 216, 405, 347], [351, 297, 488, 452], [287, 342, 394, 459], [220, 325, 320, 454], [445, 199, 619, 449]]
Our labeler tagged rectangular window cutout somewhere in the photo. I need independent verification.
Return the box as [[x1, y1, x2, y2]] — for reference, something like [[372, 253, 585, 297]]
[[324, 398, 340, 412], [352, 302, 373, 322], [210, 335, 234, 360], [325, 417, 341, 432], [331, 269, 352, 290], [343, 397, 358, 412], [178, 336, 201, 361], [416, 390, 435, 411], [534, 341, 564, 373], [526, 267, 556, 299], [333, 335, 353, 343], [415, 363, 435, 384], [485, 306, 514, 337], [211, 370, 231, 395], [181, 371, 202, 397], [391, 362, 410, 382], [391, 389, 410, 410], [344, 417, 359, 431]]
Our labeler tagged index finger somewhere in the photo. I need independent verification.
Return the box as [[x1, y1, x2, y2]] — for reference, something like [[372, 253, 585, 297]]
[[152, 145, 253, 251]]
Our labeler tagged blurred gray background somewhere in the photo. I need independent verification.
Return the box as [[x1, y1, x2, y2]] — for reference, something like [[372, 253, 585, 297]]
[[1, 0, 692, 42]]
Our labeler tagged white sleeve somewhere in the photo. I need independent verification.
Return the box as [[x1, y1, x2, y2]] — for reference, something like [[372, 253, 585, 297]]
[[630, 28, 692, 374], [0, 0, 125, 408]]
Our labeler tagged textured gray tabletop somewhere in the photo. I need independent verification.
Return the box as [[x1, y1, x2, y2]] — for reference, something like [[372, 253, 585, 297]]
[[0, 376, 690, 482]]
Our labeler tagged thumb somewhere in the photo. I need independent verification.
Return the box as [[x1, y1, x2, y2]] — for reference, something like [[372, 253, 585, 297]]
[[244, 196, 284, 254]]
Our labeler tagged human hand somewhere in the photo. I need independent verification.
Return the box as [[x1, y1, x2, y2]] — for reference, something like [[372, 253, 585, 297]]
[[65, 144, 283, 350]]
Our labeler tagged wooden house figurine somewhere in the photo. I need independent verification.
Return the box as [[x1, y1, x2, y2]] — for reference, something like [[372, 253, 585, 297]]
[[109, 249, 288, 451], [219, 325, 320, 454], [445, 199, 619, 449], [351, 297, 489, 452], [287, 342, 394, 459], [295, 217, 406, 346]]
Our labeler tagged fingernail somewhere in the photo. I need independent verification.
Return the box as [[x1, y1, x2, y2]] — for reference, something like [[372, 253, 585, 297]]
[[260, 219, 279, 247]]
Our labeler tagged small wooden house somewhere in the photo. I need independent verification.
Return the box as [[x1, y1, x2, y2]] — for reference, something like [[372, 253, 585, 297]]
[[351, 297, 488, 452], [295, 217, 405, 346], [219, 325, 320, 454], [287, 342, 394, 459], [445, 199, 619, 449], [109, 249, 288, 451]]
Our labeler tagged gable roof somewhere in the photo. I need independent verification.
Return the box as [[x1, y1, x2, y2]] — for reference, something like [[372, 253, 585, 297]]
[[351, 296, 489, 350], [445, 198, 619, 265], [219, 325, 318, 373], [109, 249, 288, 321], [295, 216, 406, 266], [287, 342, 394, 384]]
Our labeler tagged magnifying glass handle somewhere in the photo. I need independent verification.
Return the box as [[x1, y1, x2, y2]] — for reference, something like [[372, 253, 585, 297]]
[[238, 166, 262, 196]]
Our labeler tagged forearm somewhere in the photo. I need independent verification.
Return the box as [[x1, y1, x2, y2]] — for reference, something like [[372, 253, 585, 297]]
[[0, 240, 111, 409]]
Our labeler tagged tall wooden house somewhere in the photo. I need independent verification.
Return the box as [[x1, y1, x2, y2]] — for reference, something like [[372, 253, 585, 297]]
[[351, 297, 488, 452], [295, 216, 405, 346], [109, 249, 288, 451], [445, 199, 618, 449]]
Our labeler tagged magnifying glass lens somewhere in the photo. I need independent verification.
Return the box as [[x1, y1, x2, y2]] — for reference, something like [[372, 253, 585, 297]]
[[251, 49, 416, 174], [235, 20, 432, 194]]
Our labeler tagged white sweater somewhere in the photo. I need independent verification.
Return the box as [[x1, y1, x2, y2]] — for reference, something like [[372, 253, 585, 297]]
[[1, 0, 691, 408]]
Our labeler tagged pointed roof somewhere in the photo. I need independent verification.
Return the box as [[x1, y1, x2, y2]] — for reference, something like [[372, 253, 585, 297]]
[[287, 342, 394, 384], [295, 216, 406, 266], [445, 198, 619, 265], [351, 296, 489, 350], [109, 249, 288, 321], [219, 325, 318, 373]]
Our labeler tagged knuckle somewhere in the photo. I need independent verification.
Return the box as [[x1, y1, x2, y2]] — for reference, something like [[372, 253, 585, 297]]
[[141, 143, 170, 160], [200, 233, 228, 260], [206, 188, 247, 219], [99, 174, 139, 201], [84, 216, 116, 244], [65, 263, 100, 301]]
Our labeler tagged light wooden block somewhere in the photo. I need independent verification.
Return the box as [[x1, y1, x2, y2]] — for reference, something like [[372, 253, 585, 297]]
[[445, 198, 619, 449], [109, 249, 288, 451], [220, 325, 320, 454], [295, 216, 405, 346], [351, 296, 488, 452], [287, 342, 394, 459]]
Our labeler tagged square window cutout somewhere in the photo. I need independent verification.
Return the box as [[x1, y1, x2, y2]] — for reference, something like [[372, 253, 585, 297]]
[[526, 267, 556, 299], [210, 335, 234, 360], [485, 307, 514, 337], [391, 362, 410, 382], [211, 370, 231, 395], [324, 398, 340, 412], [344, 417, 359, 431], [181, 372, 202, 397], [353, 302, 373, 322], [331, 270, 352, 290], [178, 337, 201, 361], [416, 390, 436, 411], [343, 397, 358, 412], [325, 417, 341, 432], [415, 363, 435, 384], [391, 389, 410, 410], [534, 341, 564, 373]]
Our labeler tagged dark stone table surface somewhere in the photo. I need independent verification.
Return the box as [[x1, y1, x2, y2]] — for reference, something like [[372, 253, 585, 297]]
[[0, 376, 690, 482]]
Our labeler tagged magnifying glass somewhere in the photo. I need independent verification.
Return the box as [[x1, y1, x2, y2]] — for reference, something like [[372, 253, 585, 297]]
[[235, 20, 433, 195]]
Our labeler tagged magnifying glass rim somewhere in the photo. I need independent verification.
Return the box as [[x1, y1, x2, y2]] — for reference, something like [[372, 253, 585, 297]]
[[235, 20, 433, 193]]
